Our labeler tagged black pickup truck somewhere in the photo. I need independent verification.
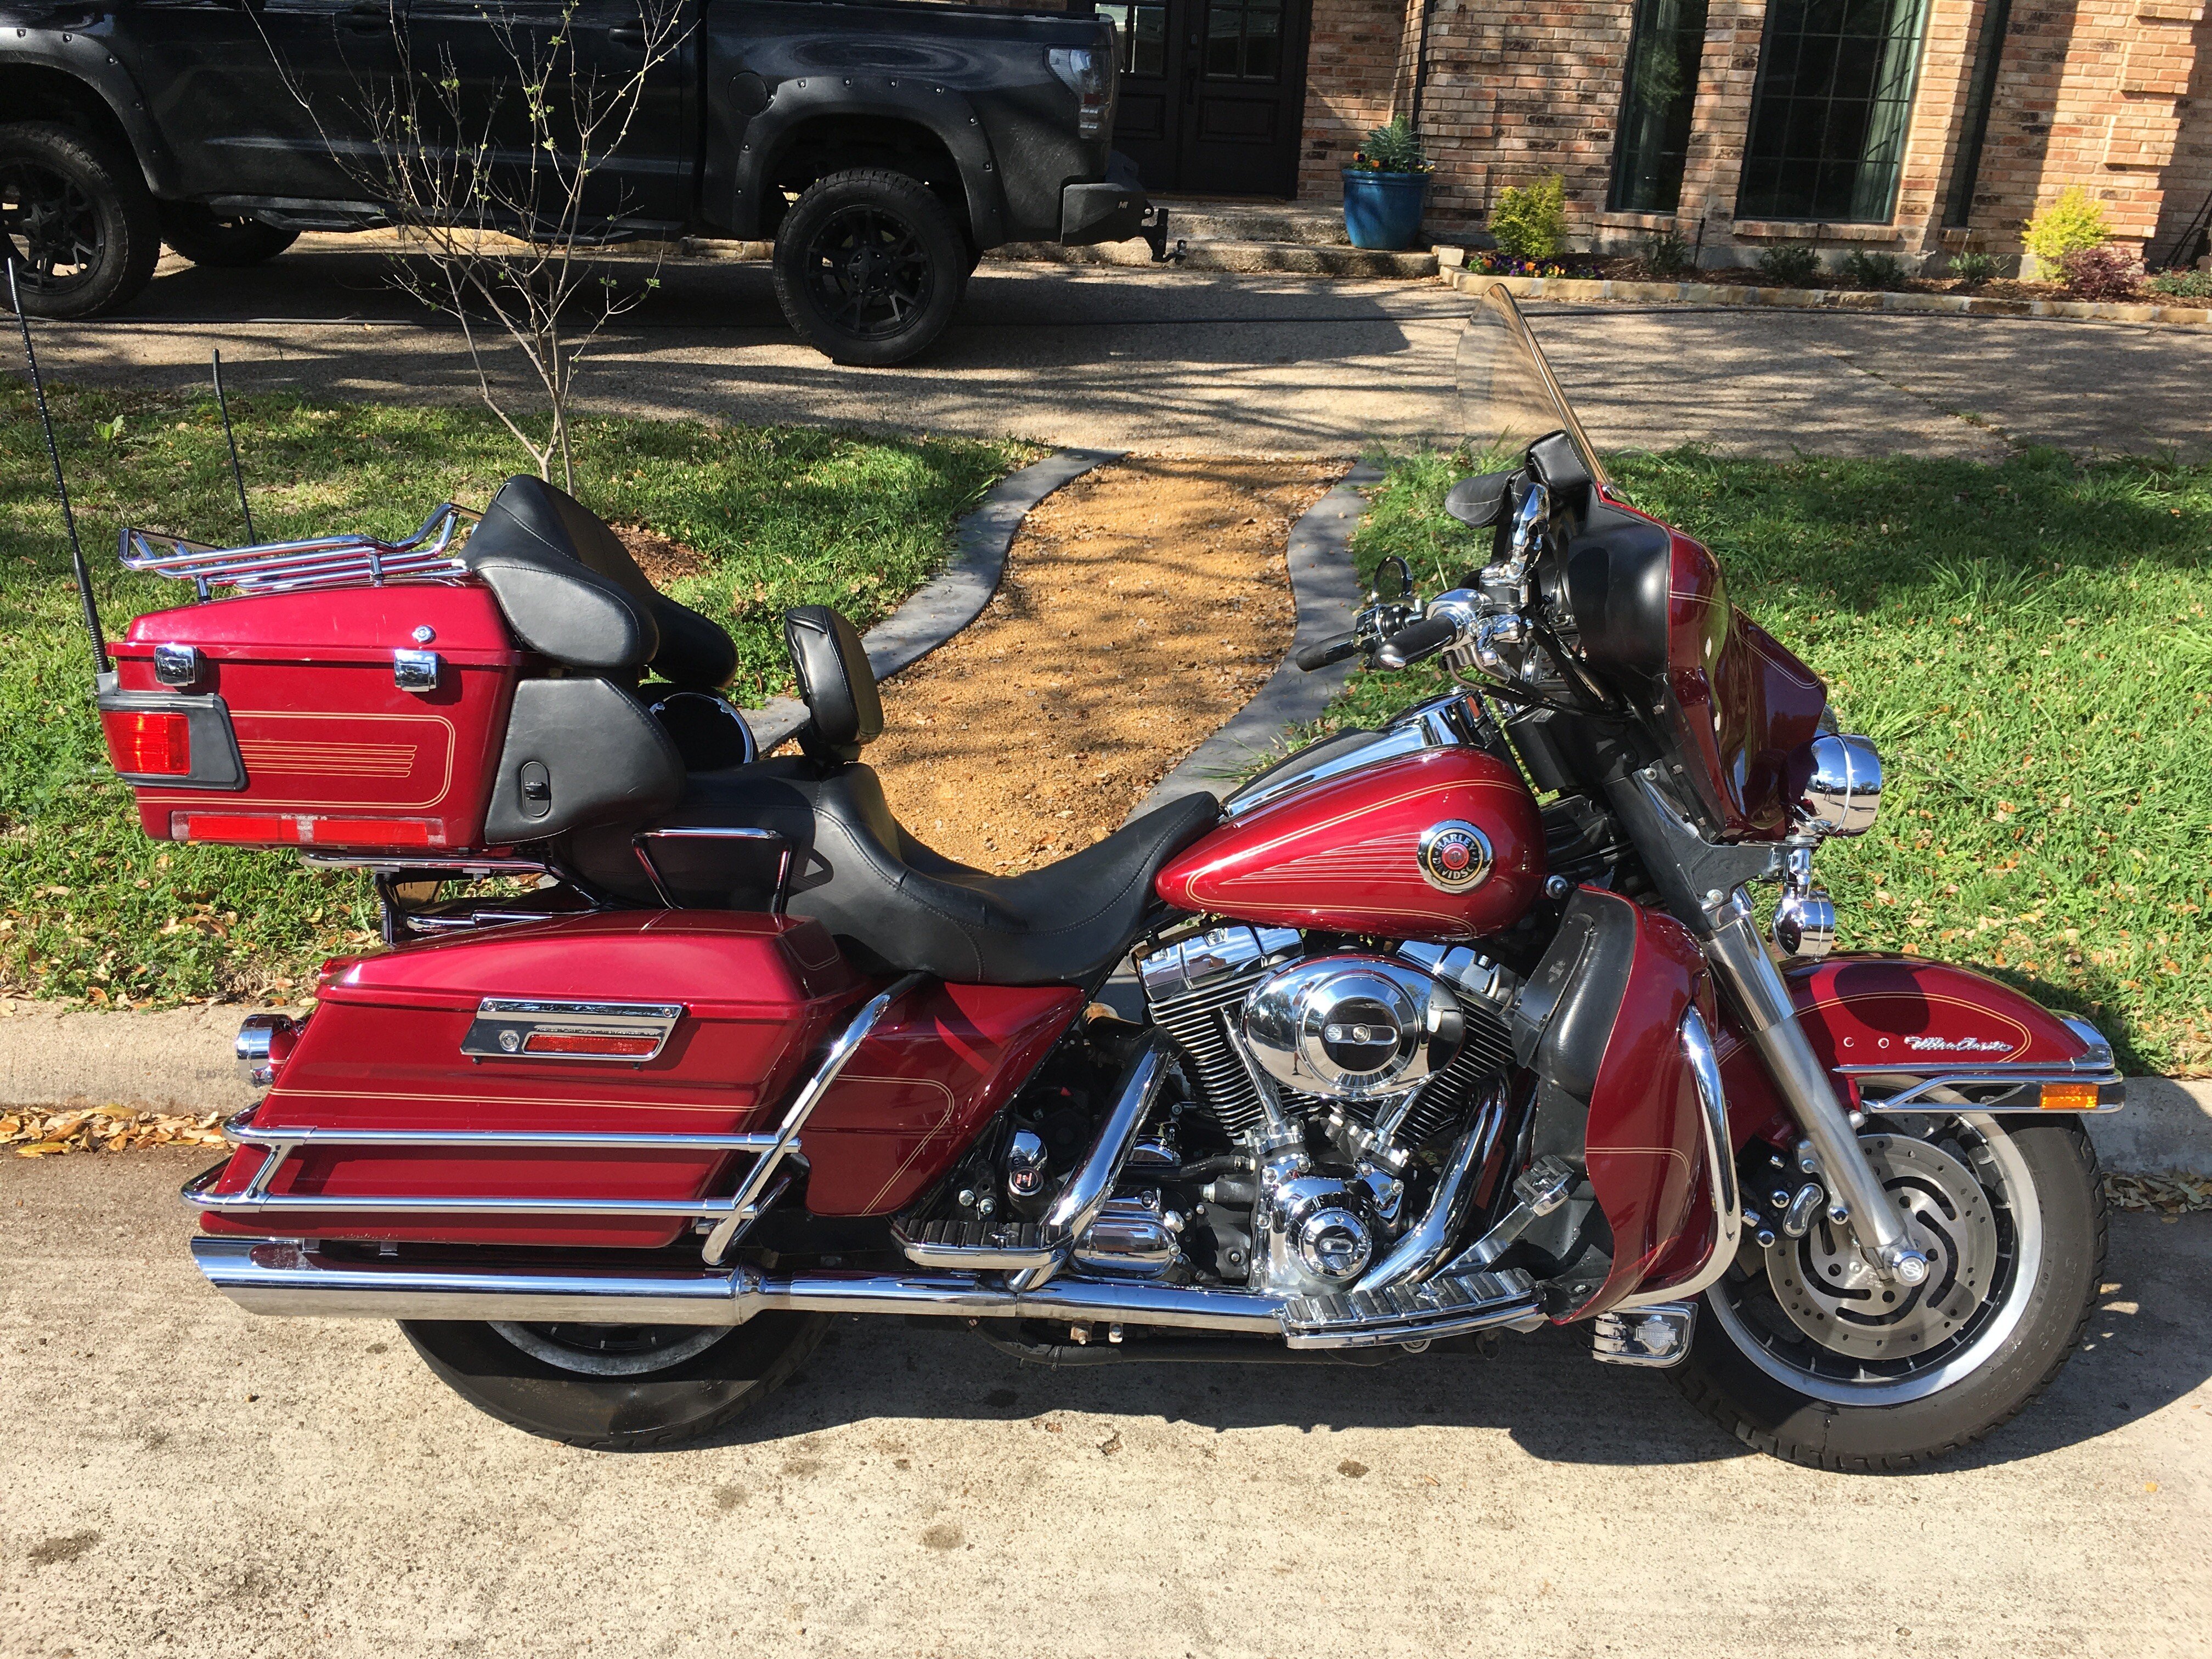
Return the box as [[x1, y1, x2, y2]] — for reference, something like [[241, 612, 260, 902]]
[[0, 0, 1163, 362]]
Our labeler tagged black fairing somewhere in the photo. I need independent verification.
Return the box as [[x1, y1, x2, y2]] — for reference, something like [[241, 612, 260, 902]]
[[1561, 501, 1674, 694]]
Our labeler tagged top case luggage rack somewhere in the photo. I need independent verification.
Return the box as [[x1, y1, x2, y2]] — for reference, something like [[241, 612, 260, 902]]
[[121, 501, 479, 600]]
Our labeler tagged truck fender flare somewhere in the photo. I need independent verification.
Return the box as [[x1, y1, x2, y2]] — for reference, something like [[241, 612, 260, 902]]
[[725, 80, 1006, 249], [0, 39, 182, 197]]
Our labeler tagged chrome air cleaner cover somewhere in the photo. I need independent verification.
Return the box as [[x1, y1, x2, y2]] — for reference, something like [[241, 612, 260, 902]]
[[1240, 955, 1465, 1102]]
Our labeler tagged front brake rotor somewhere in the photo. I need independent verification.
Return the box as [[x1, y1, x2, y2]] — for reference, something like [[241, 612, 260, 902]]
[[1763, 1132, 1999, 1364]]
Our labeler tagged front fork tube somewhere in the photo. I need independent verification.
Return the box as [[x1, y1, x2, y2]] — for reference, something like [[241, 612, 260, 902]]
[[1700, 901, 1932, 1288]]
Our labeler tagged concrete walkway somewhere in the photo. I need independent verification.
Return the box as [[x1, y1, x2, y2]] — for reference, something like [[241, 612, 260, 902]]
[[23, 248, 2212, 459], [2, 1147, 2205, 1659]]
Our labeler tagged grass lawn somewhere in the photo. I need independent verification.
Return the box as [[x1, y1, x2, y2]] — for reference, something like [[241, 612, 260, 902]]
[[1329, 445, 2212, 1078], [0, 380, 1025, 1005]]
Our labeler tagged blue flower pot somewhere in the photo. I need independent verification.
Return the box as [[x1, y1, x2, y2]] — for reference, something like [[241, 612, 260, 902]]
[[1342, 170, 1429, 251]]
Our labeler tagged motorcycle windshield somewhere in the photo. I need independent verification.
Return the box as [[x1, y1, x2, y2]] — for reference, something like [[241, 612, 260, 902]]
[[1454, 284, 1610, 494]]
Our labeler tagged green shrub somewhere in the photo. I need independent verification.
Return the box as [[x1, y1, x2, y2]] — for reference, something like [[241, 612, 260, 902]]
[[1755, 244, 1823, 287], [2023, 186, 2112, 262], [1352, 116, 1431, 174], [1639, 229, 1692, 277], [1949, 250, 2000, 284], [1490, 174, 1568, 258], [2147, 268, 2212, 299], [1840, 249, 1908, 290]]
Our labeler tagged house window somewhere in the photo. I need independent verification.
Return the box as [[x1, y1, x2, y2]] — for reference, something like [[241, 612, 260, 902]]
[[1204, 0, 1284, 82], [1736, 0, 1930, 222], [1610, 0, 1710, 215], [1097, 3, 1168, 78]]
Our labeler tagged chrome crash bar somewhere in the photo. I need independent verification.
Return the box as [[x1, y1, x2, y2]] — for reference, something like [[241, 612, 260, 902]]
[[121, 501, 477, 599]]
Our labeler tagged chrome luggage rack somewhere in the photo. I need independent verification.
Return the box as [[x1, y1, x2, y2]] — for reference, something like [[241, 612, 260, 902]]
[[121, 501, 479, 600]]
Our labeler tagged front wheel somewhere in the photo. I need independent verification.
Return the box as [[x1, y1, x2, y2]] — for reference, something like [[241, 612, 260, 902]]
[[400, 1312, 829, 1449], [771, 168, 965, 366], [0, 121, 162, 318], [1675, 1114, 2105, 1471]]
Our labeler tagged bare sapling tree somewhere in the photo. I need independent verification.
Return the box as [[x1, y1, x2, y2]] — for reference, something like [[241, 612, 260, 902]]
[[261, 0, 691, 489]]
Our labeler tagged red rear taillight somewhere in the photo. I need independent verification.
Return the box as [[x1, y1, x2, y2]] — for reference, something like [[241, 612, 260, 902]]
[[168, 812, 441, 847], [105, 709, 193, 776]]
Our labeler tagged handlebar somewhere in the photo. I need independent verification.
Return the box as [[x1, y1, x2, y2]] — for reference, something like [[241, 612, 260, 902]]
[[1294, 632, 1362, 672], [1376, 616, 1457, 669]]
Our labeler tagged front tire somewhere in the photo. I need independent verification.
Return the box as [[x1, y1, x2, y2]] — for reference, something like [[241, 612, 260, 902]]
[[1676, 1115, 2104, 1471], [401, 1313, 830, 1449], [0, 121, 162, 319], [771, 168, 964, 366], [158, 202, 300, 268]]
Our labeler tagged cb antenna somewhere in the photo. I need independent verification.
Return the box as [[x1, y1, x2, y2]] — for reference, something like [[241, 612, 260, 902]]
[[211, 346, 256, 542], [7, 258, 109, 679]]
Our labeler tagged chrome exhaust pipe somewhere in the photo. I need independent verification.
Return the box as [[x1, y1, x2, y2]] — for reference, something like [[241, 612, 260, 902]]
[[189, 1237, 1288, 1335]]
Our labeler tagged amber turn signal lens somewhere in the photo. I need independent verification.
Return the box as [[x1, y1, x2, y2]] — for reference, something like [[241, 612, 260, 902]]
[[105, 709, 192, 776], [2039, 1081, 2100, 1111], [522, 1032, 659, 1057]]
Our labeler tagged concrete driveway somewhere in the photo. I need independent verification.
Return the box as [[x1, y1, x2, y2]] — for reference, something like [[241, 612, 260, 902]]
[[3, 1148, 2207, 1659], [21, 246, 2212, 459]]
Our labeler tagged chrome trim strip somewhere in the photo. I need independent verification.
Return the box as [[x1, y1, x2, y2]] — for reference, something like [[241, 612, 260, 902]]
[[700, 974, 924, 1265], [222, 1117, 783, 1154], [182, 1163, 748, 1220], [1616, 1006, 1743, 1311], [460, 998, 685, 1064], [1222, 722, 1439, 817]]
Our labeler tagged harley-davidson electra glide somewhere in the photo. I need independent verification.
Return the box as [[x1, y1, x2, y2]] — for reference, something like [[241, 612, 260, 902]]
[[84, 287, 2118, 1468]]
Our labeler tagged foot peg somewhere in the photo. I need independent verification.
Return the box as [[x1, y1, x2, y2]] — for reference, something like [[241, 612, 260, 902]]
[[891, 1216, 1068, 1273], [1448, 1154, 1577, 1271], [1590, 1301, 1696, 1368], [1279, 1267, 1542, 1350]]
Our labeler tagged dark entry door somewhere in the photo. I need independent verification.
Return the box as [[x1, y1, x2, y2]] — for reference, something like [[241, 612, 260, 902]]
[[1099, 0, 1308, 198]]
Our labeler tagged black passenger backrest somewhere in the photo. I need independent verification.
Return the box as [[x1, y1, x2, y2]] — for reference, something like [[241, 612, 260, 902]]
[[785, 606, 883, 764], [463, 476, 738, 690]]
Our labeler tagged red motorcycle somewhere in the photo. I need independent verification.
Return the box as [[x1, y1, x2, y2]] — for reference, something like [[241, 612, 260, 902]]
[[87, 289, 2120, 1466]]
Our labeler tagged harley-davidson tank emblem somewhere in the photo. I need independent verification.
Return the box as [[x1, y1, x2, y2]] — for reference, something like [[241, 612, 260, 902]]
[[1417, 820, 1494, 893]]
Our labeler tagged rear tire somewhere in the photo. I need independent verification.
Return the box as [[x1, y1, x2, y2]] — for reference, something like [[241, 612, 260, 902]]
[[401, 1313, 830, 1449], [1675, 1115, 2104, 1471], [0, 121, 161, 319], [771, 167, 964, 366], [158, 202, 299, 268]]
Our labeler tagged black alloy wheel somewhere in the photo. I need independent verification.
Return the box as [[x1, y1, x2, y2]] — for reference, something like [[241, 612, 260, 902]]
[[158, 202, 301, 269], [771, 168, 964, 367], [0, 122, 162, 319]]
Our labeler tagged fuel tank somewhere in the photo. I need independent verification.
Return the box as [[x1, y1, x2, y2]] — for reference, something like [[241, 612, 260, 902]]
[[1154, 747, 1545, 943]]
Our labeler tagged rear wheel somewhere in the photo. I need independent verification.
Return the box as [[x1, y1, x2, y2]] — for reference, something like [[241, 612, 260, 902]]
[[158, 202, 299, 268], [400, 1313, 830, 1449], [0, 121, 162, 318], [1676, 1115, 2104, 1471], [771, 168, 964, 366]]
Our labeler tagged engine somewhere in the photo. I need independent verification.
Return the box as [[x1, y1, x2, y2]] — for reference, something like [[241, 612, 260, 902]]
[[1132, 926, 1520, 1296]]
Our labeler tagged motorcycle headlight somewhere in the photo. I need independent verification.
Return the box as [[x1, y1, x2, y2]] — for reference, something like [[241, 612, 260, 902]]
[[1049, 46, 1115, 138], [1798, 733, 1882, 837]]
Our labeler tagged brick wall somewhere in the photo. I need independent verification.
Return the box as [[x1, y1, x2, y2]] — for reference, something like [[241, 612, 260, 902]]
[[2149, 7, 2211, 257], [1296, 0, 1408, 201]]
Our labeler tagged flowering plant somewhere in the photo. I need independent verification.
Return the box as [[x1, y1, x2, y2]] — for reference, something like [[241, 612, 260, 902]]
[[1349, 117, 1432, 174]]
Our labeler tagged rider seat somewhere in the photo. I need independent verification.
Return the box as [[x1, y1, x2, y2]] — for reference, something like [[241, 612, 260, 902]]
[[558, 597, 1221, 987]]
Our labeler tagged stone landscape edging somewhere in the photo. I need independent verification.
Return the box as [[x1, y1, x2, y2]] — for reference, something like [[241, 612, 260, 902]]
[[740, 446, 1125, 748], [1449, 267, 2212, 330]]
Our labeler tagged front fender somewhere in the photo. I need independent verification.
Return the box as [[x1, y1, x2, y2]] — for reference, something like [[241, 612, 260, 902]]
[[1, 19, 184, 196], [709, 76, 1007, 246], [1716, 953, 2121, 1147]]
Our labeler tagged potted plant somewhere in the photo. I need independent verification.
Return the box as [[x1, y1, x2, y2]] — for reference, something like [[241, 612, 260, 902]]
[[1343, 117, 1432, 252]]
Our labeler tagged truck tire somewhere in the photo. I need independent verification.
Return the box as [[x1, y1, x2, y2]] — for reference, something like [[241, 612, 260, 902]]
[[772, 168, 964, 366], [159, 202, 300, 269], [0, 121, 162, 319]]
